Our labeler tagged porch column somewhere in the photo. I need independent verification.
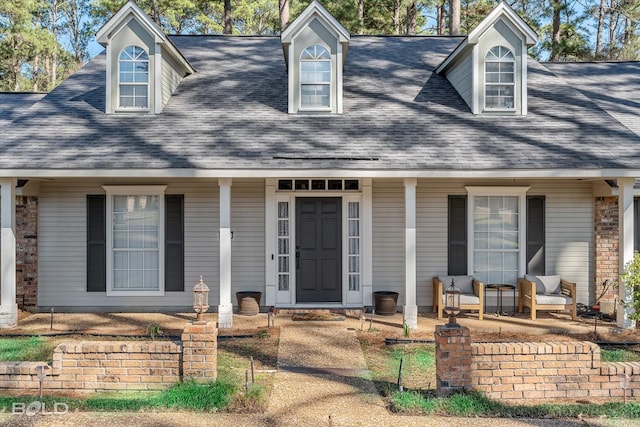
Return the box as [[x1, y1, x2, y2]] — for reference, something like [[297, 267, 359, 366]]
[[218, 178, 233, 328], [0, 179, 17, 328], [618, 177, 635, 329], [404, 178, 418, 329]]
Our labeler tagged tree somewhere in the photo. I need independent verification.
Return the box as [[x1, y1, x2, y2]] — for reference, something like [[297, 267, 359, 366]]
[[0, 0, 61, 91], [449, 0, 460, 35]]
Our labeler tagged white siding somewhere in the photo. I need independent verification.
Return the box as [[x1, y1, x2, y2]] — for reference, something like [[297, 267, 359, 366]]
[[231, 180, 266, 295], [161, 52, 183, 108], [415, 179, 593, 308], [38, 179, 220, 308], [372, 180, 405, 303], [445, 54, 473, 109]]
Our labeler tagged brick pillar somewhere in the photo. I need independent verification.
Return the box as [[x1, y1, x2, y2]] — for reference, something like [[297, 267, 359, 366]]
[[594, 197, 619, 314], [435, 323, 471, 396], [16, 196, 38, 308], [181, 321, 217, 382]]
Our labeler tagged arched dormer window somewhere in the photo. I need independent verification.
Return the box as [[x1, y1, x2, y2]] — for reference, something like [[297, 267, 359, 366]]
[[485, 46, 515, 110], [118, 45, 149, 109], [300, 45, 331, 109]]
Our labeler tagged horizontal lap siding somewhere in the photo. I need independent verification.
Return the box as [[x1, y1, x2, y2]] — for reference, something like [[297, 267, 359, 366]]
[[445, 54, 473, 109], [530, 181, 593, 305], [231, 180, 265, 295], [161, 54, 183, 108], [38, 180, 220, 307], [372, 180, 405, 303]]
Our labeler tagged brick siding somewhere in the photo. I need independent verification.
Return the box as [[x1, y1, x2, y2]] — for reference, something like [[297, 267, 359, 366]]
[[16, 196, 38, 308], [471, 341, 640, 402], [594, 196, 619, 305]]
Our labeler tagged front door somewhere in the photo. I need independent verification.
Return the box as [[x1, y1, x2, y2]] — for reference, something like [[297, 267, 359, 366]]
[[295, 197, 342, 303]]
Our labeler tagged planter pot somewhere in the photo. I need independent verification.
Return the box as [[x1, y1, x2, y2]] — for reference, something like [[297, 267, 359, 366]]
[[236, 291, 262, 316], [373, 291, 399, 316]]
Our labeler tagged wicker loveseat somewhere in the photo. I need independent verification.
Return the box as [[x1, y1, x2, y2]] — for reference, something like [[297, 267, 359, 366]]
[[517, 275, 577, 320], [432, 275, 484, 320]]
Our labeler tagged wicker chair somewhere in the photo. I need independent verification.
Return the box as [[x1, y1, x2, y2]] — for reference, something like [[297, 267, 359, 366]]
[[518, 275, 577, 320], [432, 276, 484, 320]]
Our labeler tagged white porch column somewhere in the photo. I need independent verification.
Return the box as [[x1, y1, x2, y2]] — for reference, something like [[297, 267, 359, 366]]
[[618, 177, 635, 329], [218, 178, 233, 328], [0, 179, 17, 328], [404, 178, 418, 329]]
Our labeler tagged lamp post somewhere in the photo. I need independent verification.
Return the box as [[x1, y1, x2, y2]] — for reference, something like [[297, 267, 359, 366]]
[[193, 276, 210, 323], [444, 278, 461, 325]]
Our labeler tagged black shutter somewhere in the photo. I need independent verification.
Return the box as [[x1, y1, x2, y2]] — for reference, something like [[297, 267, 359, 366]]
[[87, 195, 106, 292], [165, 195, 184, 291], [635, 198, 640, 253], [526, 196, 545, 275], [448, 195, 467, 275]]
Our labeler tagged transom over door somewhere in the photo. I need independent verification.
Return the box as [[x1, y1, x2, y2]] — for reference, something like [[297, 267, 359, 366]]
[[295, 197, 342, 303]]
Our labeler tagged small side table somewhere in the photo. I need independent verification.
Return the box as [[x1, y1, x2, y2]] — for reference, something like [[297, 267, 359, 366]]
[[485, 284, 516, 316]]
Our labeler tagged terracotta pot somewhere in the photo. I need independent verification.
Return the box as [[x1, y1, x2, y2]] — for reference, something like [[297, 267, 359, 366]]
[[236, 291, 262, 316], [373, 291, 399, 316]]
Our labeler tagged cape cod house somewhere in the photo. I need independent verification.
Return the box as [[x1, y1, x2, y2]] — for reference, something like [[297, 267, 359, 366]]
[[1, 1, 639, 329]]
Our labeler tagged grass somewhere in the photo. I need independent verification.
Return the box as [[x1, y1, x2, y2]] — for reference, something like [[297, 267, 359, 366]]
[[0, 380, 234, 412], [388, 390, 640, 418], [601, 347, 640, 363], [0, 336, 55, 362]]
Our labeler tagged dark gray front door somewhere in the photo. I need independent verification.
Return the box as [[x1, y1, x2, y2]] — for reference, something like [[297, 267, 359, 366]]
[[295, 197, 342, 303]]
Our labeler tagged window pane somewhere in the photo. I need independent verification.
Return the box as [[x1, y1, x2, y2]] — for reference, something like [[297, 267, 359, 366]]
[[348, 220, 359, 237], [278, 219, 289, 236], [278, 238, 289, 255], [348, 202, 360, 218], [349, 275, 360, 291], [301, 84, 330, 107], [278, 275, 289, 291], [349, 238, 359, 255]]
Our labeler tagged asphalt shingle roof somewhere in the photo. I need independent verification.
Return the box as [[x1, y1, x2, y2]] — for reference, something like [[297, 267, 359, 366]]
[[2, 36, 640, 173], [0, 92, 45, 128]]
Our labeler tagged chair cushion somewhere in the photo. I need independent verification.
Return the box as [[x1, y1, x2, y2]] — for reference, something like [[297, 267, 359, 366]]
[[525, 274, 561, 295], [440, 294, 480, 305], [535, 294, 573, 305], [438, 275, 474, 294]]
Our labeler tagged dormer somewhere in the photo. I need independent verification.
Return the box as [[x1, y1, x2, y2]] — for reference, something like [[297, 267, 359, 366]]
[[96, 1, 194, 114], [436, 2, 537, 115], [281, 1, 350, 114]]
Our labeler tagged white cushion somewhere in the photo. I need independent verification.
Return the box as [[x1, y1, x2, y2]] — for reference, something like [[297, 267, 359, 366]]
[[525, 274, 561, 295], [441, 294, 480, 305], [536, 294, 572, 305], [438, 275, 474, 294]]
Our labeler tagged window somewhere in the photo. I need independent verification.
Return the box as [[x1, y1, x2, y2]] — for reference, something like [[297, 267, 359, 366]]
[[118, 45, 149, 109], [277, 201, 290, 291], [300, 45, 331, 108], [348, 202, 361, 291], [104, 186, 165, 295], [485, 46, 515, 110], [467, 187, 528, 286]]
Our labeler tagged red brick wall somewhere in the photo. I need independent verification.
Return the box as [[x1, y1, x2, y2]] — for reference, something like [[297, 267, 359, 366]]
[[471, 341, 640, 402], [16, 196, 38, 308], [594, 197, 619, 305], [0, 323, 218, 392]]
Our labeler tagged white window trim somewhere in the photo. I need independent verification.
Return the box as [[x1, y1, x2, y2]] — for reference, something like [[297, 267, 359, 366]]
[[116, 46, 150, 112], [299, 44, 332, 112], [103, 185, 167, 296], [484, 46, 516, 112], [465, 186, 530, 282]]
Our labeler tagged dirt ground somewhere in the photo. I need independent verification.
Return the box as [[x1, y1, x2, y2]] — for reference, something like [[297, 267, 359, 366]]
[[4, 308, 638, 344]]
